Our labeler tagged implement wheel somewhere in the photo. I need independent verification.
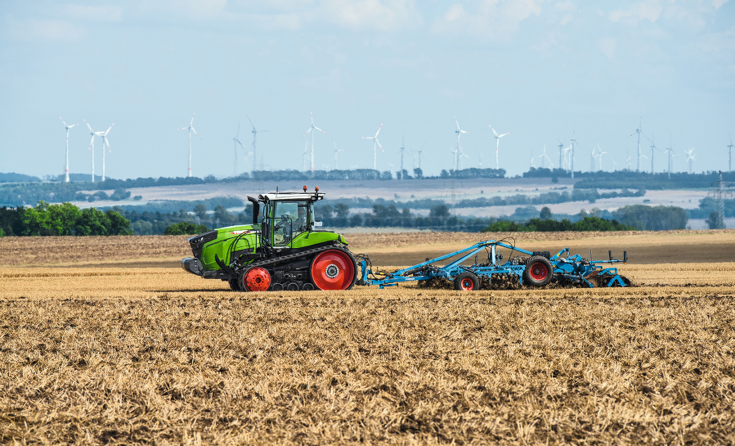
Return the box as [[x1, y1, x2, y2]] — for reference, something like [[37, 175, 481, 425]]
[[310, 249, 357, 291], [241, 267, 271, 292], [523, 256, 553, 287], [454, 272, 480, 291]]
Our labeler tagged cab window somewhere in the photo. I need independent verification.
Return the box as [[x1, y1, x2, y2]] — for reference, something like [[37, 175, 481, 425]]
[[272, 201, 310, 246]]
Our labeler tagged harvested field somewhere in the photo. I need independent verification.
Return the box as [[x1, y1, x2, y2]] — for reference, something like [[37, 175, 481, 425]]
[[1, 232, 734, 444]]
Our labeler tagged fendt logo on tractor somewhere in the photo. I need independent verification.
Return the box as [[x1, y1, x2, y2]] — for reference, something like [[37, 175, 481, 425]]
[[182, 185, 631, 292]]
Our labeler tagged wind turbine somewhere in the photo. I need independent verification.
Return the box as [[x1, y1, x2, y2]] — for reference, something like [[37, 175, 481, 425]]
[[728, 134, 734, 172], [478, 153, 483, 167], [488, 124, 510, 169], [232, 122, 247, 176], [611, 159, 618, 171], [83, 119, 113, 182], [333, 143, 344, 170], [450, 147, 458, 171], [454, 118, 468, 170], [665, 135, 675, 179], [563, 145, 572, 171], [99, 123, 114, 182], [248, 116, 267, 173], [361, 123, 383, 170], [629, 117, 643, 173], [399, 136, 407, 180], [302, 112, 325, 172], [177, 113, 199, 178], [557, 141, 565, 170], [530, 149, 536, 169], [569, 133, 577, 179], [538, 145, 553, 169], [645, 134, 661, 174], [59, 116, 78, 183], [626, 151, 631, 171], [83, 119, 97, 182], [685, 148, 695, 174]]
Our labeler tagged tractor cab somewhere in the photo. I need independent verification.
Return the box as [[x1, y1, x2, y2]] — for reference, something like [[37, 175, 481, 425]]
[[253, 186, 325, 250]]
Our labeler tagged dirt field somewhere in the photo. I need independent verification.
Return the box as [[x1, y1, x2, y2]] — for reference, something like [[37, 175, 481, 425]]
[[1, 232, 734, 444]]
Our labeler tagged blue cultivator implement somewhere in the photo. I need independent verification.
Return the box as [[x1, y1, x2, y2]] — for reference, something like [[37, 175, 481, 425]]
[[355, 239, 630, 290]]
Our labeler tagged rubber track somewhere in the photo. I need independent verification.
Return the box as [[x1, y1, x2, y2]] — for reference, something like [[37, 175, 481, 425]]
[[237, 243, 349, 273]]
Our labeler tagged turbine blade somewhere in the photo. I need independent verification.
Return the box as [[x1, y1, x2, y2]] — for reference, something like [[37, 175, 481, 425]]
[[84, 119, 93, 132], [88, 135, 95, 149], [105, 137, 111, 152], [105, 123, 115, 135], [314, 126, 325, 134], [190, 113, 195, 126], [376, 139, 383, 152], [302, 127, 312, 137], [191, 127, 200, 138], [375, 123, 383, 138]]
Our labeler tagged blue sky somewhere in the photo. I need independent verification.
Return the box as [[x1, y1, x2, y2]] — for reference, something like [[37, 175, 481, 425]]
[[1, 0, 733, 180]]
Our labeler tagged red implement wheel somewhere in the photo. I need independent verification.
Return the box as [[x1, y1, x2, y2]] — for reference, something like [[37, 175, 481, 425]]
[[242, 267, 271, 292], [310, 249, 356, 291], [523, 256, 553, 287], [454, 272, 480, 291]]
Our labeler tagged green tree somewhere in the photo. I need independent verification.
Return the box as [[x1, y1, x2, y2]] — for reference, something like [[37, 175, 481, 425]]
[[164, 222, 209, 235], [334, 203, 350, 218], [193, 204, 208, 221], [539, 206, 552, 220], [707, 211, 725, 229], [430, 204, 450, 218]]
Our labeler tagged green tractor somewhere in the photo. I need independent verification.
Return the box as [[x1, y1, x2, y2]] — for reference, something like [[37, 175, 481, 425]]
[[181, 186, 357, 291]]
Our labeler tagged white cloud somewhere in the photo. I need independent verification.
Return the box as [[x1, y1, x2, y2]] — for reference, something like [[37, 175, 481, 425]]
[[431, 0, 546, 40]]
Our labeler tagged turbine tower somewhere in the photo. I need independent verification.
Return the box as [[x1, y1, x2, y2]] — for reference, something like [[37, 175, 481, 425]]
[[454, 118, 468, 169], [83, 119, 97, 182], [399, 136, 407, 180], [557, 140, 565, 170], [569, 134, 577, 179], [99, 123, 114, 182], [361, 123, 383, 171], [232, 122, 247, 177], [488, 124, 509, 169], [665, 135, 675, 179], [177, 113, 199, 178], [646, 134, 660, 174], [450, 147, 458, 171], [59, 116, 78, 183], [248, 116, 267, 173], [302, 112, 325, 172], [333, 143, 344, 170], [728, 134, 734, 172], [685, 148, 695, 174], [630, 117, 643, 173], [538, 145, 553, 168]]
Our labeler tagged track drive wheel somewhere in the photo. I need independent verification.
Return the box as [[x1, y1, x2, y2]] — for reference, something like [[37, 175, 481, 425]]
[[523, 256, 553, 287], [240, 267, 271, 292], [310, 249, 357, 291], [454, 272, 480, 291]]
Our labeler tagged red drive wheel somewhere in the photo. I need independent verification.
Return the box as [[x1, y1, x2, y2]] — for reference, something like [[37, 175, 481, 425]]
[[242, 267, 271, 291], [310, 249, 356, 291], [530, 263, 548, 281], [522, 256, 553, 287], [454, 272, 480, 291]]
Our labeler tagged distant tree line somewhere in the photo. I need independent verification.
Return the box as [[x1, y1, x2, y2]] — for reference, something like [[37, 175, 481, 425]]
[[483, 216, 636, 232], [0, 202, 131, 237], [570, 170, 735, 190]]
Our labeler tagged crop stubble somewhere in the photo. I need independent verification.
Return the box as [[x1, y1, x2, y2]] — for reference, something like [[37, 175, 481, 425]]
[[1, 232, 734, 444]]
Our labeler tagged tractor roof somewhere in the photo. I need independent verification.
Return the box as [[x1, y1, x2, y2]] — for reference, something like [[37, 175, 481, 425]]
[[258, 192, 325, 202]]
